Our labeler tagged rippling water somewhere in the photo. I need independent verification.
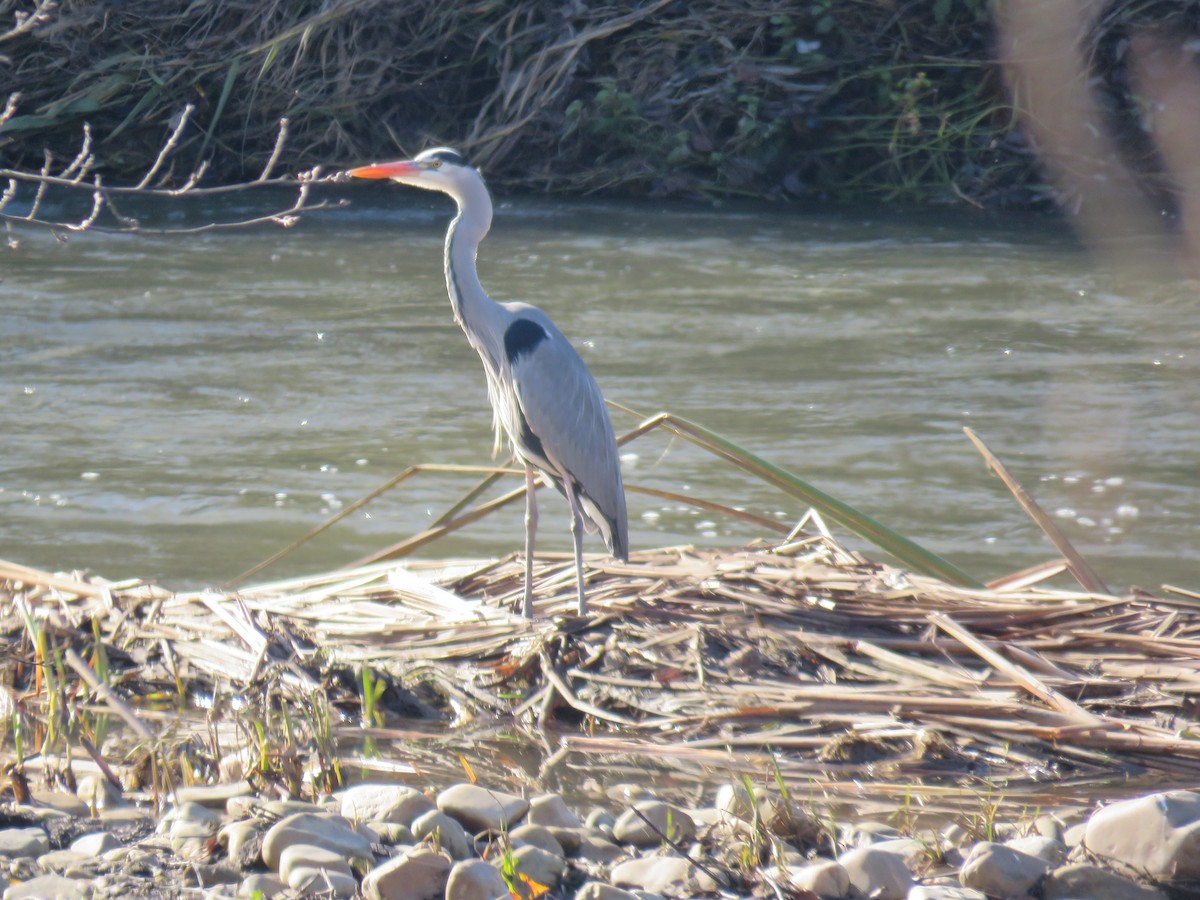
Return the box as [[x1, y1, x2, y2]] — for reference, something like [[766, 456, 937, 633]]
[[3, 193, 1197, 591]]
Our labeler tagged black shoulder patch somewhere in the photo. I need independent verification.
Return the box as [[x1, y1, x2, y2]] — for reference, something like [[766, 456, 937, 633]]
[[504, 319, 548, 364]]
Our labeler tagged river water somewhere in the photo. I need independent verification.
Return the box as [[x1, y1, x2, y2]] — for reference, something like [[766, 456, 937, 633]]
[[3, 192, 1197, 592]]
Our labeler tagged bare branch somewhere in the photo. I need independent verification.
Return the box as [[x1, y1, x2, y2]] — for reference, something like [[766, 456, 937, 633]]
[[133, 104, 194, 190], [257, 117, 289, 182], [59, 123, 94, 182], [65, 177, 106, 232], [0, 93, 19, 128], [0, 0, 55, 44]]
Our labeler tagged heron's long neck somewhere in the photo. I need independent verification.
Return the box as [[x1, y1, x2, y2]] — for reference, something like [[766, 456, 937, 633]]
[[443, 183, 502, 359]]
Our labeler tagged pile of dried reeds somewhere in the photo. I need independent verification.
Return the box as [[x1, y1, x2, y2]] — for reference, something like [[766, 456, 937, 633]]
[[3, 532, 1198, 803], [1, 0, 1038, 203]]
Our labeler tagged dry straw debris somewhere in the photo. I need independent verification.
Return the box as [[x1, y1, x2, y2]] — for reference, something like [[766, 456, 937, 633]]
[[2, 532, 1199, 804]]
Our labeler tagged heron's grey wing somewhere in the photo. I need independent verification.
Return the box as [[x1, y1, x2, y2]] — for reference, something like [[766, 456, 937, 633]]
[[508, 324, 628, 559]]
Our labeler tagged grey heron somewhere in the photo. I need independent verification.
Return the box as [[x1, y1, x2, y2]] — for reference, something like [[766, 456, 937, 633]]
[[347, 148, 628, 618]]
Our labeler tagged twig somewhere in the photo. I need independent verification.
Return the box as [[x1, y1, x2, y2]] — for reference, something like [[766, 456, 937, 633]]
[[134, 104, 194, 190], [963, 427, 1109, 595], [258, 117, 289, 182], [63, 648, 155, 742]]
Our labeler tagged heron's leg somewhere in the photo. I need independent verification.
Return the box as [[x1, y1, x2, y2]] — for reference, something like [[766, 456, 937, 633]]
[[562, 478, 587, 616], [522, 464, 538, 618]]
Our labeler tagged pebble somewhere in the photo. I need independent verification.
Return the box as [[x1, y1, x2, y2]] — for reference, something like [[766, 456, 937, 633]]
[[837, 845, 914, 900], [30, 791, 90, 819], [236, 872, 286, 897], [175, 781, 254, 809], [260, 811, 375, 870], [959, 841, 1050, 898], [1040, 862, 1168, 900], [3, 873, 87, 900], [0, 827, 49, 859], [75, 775, 123, 811], [437, 783, 529, 833], [782, 859, 850, 897], [574, 882, 642, 900], [1004, 834, 1066, 865], [278, 842, 354, 884], [218, 820, 262, 869], [446, 858, 510, 900], [510, 823, 565, 857], [165, 801, 224, 859], [411, 809, 471, 860], [907, 887, 987, 900], [1083, 789, 1200, 879], [527, 793, 584, 829], [612, 800, 696, 846], [69, 832, 120, 857], [610, 855, 720, 896], [362, 846, 451, 900], [341, 783, 436, 826], [507, 844, 566, 888], [572, 832, 627, 863]]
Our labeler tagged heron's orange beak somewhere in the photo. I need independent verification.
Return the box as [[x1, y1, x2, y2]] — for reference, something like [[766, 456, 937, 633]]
[[346, 160, 419, 179]]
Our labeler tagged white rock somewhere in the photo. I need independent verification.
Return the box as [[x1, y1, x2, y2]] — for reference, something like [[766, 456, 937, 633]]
[[288, 867, 358, 897], [612, 801, 696, 846], [175, 781, 253, 808], [437, 783, 528, 832], [838, 845, 914, 900], [68, 831, 119, 857], [340, 783, 436, 827], [611, 855, 719, 896], [278, 842, 354, 885], [236, 872, 286, 898], [1084, 790, 1200, 878], [510, 824, 564, 858], [783, 859, 850, 897], [30, 791, 89, 818], [907, 887, 987, 900], [3, 874, 87, 900], [261, 812, 374, 870], [585, 808, 616, 832], [1040, 863, 1168, 900], [507, 845, 566, 888], [411, 809, 471, 859], [362, 846, 451, 900], [574, 882, 642, 900], [75, 774, 122, 811], [219, 820, 263, 868], [572, 833, 626, 863], [0, 826, 49, 859], [526, 794, 583, 829], [446, 858, 510, 900], [872, 837, 933, 866], [1004, 834, 1066, 866], [959, 841, 1050, 898], [164, 801, 223, 859], [713, 783, 753, 818], [36, 849, 89, 872]]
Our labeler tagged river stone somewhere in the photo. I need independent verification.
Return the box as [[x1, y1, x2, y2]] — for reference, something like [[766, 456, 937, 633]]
[[3, 873, 87, 900], [437, 783, 529, 832], [585, 808, 616, 833], [361, 846, 451, 900], [870, 837, 932, 866], [959, 841, 1050, 898], [341, 784, 436, 827], [219, 820, 263, 869], [612, 800, 696, 846], [175, 781, 253, 809], [31, 791, 89, 818], [1041, 863, 1168, 900], [1004, 834, 1066, 866], [36, 850, 90, 873], [411, 809, 471, 860], [0, 827, 49, 859], [237, 872, 286, 897], [572, 832, 626, 863], [261, 812, 374, 870], [446, 858, 509, 900], [545, 826, 583, 852], [713, 783, 753, 818], [68, 832, 119, 858], [782, 859, 850, 898], [165, 801, 223, 859], [75, 774, 122, 811], [907, 887, 987, 900], [837, 845, 914, 900], [510, 824, 564, 858], [287, 866, 358, 897], [527, 793, 583, 829], [374, 821, 416, 845], [574, 882, 642, 900], [1084, 789, 1200, 878], [278, 842, 354, 884], [610, 855, 720, 896], [508, 844, 565, 888]]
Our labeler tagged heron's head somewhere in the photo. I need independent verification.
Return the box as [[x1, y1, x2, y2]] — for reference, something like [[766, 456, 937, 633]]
[[347, 147, 480, 200]]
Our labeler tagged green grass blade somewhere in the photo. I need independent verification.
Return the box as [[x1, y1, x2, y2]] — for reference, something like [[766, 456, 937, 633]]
[[652, 412, 983, 588]]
